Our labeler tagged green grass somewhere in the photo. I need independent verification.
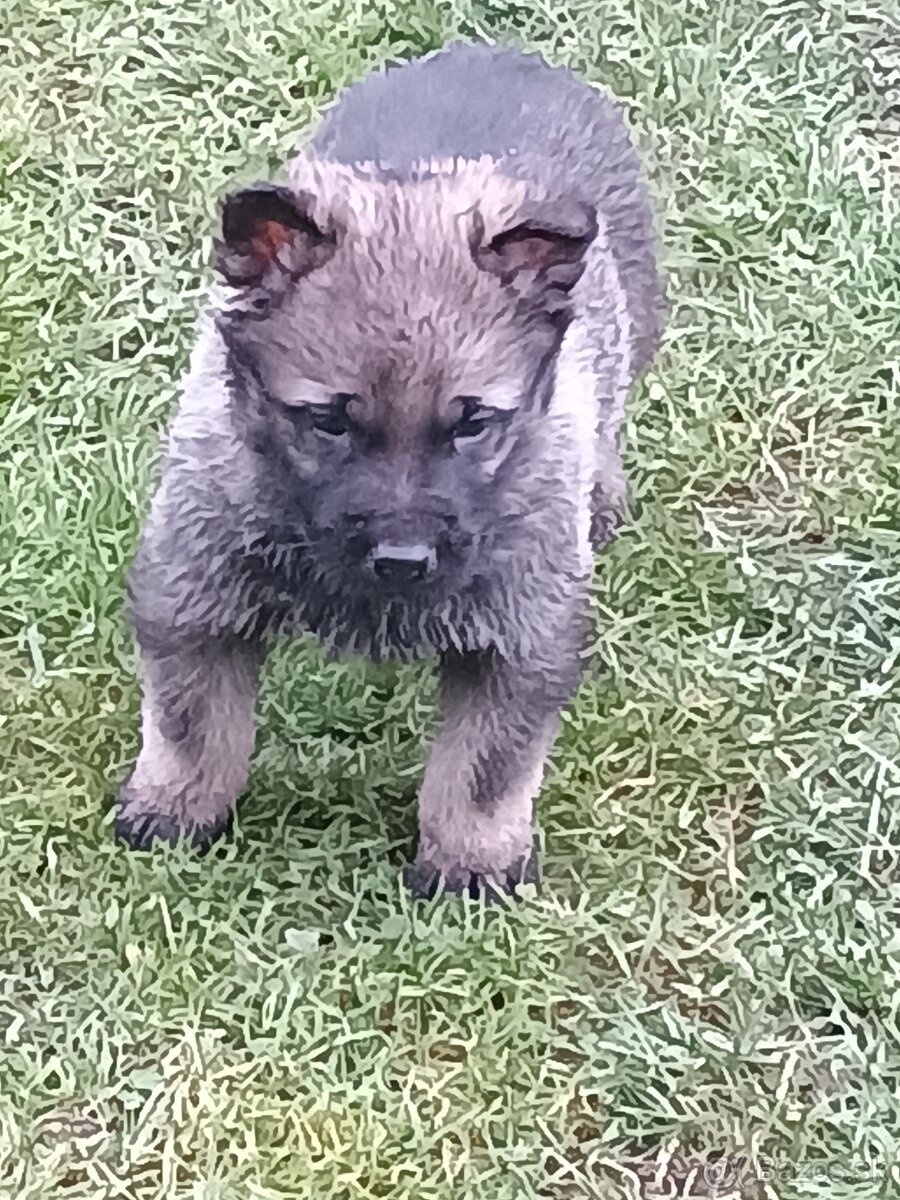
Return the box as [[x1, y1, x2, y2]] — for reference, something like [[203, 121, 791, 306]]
[[1, 0, 899, 1196]]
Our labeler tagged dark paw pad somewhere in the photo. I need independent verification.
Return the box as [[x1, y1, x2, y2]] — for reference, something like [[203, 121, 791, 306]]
[[403, 851, 539, 904], [114, 782, 232, 855]]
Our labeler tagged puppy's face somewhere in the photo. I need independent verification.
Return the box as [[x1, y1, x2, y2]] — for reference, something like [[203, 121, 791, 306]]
[[215, 157, 596, 595]]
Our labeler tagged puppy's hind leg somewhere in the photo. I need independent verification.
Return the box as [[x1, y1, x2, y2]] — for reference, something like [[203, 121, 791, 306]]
[[590, 433, 632, 548]]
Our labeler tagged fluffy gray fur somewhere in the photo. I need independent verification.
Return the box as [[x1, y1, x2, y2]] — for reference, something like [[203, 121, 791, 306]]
[[116, 40, 664, 900]]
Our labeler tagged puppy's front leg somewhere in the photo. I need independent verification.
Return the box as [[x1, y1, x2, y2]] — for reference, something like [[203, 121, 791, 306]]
[[115, 635, 264, 852], [405, 647, 577, 901]]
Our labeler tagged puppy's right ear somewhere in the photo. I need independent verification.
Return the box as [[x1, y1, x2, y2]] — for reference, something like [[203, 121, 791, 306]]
[[215, 183, 338, 289]]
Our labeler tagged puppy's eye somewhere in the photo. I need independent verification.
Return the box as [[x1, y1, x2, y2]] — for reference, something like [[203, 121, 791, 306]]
[[454, 416, 490, 441], [308, 393, 359, 437], [309, 407, 349, 436], [450, 397, 504, 444]]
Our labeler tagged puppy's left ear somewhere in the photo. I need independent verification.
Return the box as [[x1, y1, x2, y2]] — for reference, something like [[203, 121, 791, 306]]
[[215, 183, 338, 289], [471, 198, 597, 305]]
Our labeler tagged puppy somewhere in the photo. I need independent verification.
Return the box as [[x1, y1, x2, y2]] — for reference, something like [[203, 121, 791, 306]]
[[116, 40, 663, 899]]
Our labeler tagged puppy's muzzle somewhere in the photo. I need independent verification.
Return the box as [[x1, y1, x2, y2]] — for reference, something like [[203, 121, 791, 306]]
[[368, 543, 437, 583]]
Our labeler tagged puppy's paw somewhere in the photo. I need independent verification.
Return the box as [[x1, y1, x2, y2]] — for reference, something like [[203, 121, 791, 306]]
[[114, 777, 232, 854], [403, 850, 539, 904]]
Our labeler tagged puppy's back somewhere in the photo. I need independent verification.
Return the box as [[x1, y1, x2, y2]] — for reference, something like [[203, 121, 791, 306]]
[[312, 42, 616, 173]]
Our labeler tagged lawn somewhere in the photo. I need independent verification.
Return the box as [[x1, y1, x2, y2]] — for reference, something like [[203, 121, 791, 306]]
[[1, 0, 899, 1196]]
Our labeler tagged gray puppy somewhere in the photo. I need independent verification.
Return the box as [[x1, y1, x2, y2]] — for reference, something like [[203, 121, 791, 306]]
[[116, 40, 663, 899]]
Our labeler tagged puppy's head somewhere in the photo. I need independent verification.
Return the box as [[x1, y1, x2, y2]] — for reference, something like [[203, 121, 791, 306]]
[[214, 155, 597, 595]]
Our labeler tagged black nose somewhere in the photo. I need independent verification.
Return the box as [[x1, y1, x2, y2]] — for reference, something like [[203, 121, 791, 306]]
[[370, 543, 436, 583]]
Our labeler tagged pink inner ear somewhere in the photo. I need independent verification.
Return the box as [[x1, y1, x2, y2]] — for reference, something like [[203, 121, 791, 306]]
[[479, 223, 590, 280], [495, 232, 571, 272], [249, 219, 294, 264]]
